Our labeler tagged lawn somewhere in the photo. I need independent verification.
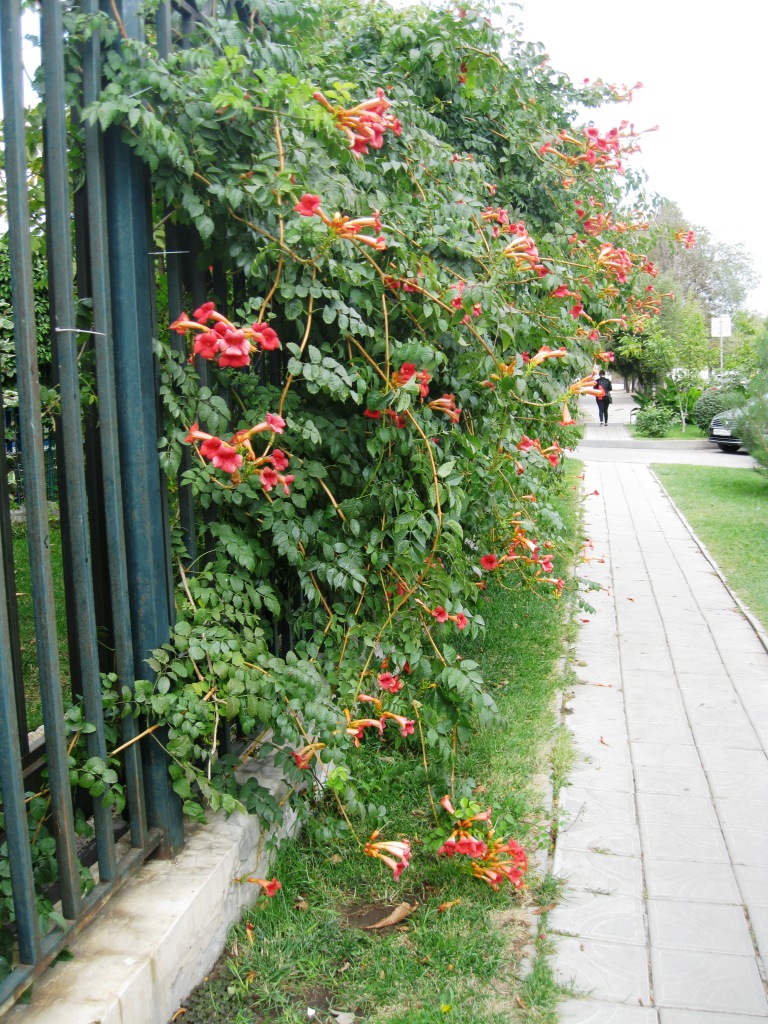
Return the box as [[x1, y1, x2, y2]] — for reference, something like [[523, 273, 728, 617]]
[[12, 521, 70, 731], [175, 469, 584, 1024], [653, 465, 768, 629]]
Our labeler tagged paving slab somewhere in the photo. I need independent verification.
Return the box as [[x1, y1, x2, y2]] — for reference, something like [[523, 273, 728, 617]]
[[644, 859, 741, 904], [650, 948, 767, 1014], [550, 892, 646, 945], [560, 999, 658, 1023], [647, 899, 754, 955], [659, 1014, 768, 1024], [553, 848, 644, 899], [554, 936, 651, 1004], [552, 456, 768, 1021]]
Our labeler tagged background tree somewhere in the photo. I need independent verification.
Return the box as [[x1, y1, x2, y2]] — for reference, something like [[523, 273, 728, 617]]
[[650, 200, 757, 317], [613, 319, 674, 390], [725, 310, 768, 376]]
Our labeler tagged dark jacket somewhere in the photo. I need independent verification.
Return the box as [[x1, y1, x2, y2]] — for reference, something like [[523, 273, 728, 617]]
[[596, 376, 612, 399]]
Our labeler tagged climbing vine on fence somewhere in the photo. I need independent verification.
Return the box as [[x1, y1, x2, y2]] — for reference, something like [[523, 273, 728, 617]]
[[72, 0, 680, 884]]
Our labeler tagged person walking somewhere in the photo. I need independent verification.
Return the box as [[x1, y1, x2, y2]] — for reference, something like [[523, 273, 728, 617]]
[[595, 370, 612, 425]]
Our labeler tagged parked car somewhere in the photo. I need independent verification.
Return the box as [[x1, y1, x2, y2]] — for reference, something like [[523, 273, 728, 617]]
[[709, 408, 743, 452], [709, 396, 768, 453]]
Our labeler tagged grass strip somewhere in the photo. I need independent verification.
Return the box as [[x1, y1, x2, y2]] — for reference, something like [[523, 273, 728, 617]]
[[653, 464, 768, 629], [177, 469, 583, 1024], [629, 423, 706, 441]]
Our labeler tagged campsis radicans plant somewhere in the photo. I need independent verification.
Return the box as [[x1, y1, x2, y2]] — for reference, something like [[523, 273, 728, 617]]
[[86, 0, 684, 894]]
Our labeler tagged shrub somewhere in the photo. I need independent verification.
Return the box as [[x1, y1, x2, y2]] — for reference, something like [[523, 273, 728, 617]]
[[691, 389, 743, 432], [635, 405, 675, 438], [740, 398, 768, 471]]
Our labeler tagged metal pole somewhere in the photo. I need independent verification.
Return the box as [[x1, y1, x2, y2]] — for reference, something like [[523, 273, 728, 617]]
[[720, 323, 724, 372]]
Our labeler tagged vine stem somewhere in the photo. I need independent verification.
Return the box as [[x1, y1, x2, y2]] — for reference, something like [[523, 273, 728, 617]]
[[33, 729, 83, 843], [178, 557, 197, 611], [111, 723, 161, 758], [345, 335, 449, 696], [229, 205, 313, 266], [188, 169, 312, 266], [285, 700, 362, 846], [351, 242, 502, 369], [208, 701, 220, 780], [473, 215, 493, 258], [257, 117, 286, 317], [316, 477, 346, 521], [450, 725, 457, 801], [108, 0, 128, 39], [418, 612, 447, 665], [382, 292, 390, 386], [238, 727, 272, 763], [258, 487, 333, 623], [336, 582, 368, 670], [277, 274, 316, 418], [405, 405, 443, 535], [413, 702, 439, 825]]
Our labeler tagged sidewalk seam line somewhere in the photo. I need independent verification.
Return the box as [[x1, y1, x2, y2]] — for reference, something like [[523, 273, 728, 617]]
[[613, 462, 655, 1013]]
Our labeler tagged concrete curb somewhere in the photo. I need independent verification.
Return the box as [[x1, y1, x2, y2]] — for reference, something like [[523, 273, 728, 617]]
[[650, 467, 768, 658], [580, 438, 711, 450], [7, 759, 299, 1024]]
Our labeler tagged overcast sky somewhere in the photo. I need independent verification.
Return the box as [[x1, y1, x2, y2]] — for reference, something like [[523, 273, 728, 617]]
[[516, 0, 768, 314]]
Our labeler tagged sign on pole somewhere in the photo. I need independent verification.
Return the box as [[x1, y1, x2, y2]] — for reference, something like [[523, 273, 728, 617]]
[[710, 316, 732, 338], [711, 316, 732, 371]]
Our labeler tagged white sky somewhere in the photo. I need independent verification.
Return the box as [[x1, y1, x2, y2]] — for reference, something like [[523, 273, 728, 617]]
[[516, 0, 768, 314]]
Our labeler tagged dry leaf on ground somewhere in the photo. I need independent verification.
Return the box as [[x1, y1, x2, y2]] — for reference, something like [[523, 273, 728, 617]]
[[361, 902, 418, 930]]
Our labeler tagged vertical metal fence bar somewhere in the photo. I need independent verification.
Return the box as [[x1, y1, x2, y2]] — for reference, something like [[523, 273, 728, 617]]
[[0, 520, 40, 964], [156, 0, 172, 57], [41, 0, 117, 883], [186, 245, 219, 564], [0, 0, 82, 919], [103, 0, 184, 857], [164, 221, 199, 565], [0, 391, 29, 752], [72, 182, 115, 679], [81, 0, 150, 850], [180, 0, 198, 48], [82, 0, 151, 851]]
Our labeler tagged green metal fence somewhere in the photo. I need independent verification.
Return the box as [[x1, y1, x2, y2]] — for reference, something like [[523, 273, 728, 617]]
[[0, 0, 188, 1008]]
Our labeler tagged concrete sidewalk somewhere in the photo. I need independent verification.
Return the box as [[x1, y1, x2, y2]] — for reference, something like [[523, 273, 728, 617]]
[[552, 460, 768, 1022]]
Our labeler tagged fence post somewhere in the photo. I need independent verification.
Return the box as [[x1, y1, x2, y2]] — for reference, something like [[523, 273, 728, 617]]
[[102, 0, 184, 857]]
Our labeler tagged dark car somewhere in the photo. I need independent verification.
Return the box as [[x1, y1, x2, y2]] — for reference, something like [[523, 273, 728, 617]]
[[709, 408, 743, 452], [709, 395, 768, 453]]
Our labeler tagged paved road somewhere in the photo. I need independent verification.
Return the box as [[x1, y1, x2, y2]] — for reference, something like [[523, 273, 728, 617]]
[[553, 396, 768, 1021]]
